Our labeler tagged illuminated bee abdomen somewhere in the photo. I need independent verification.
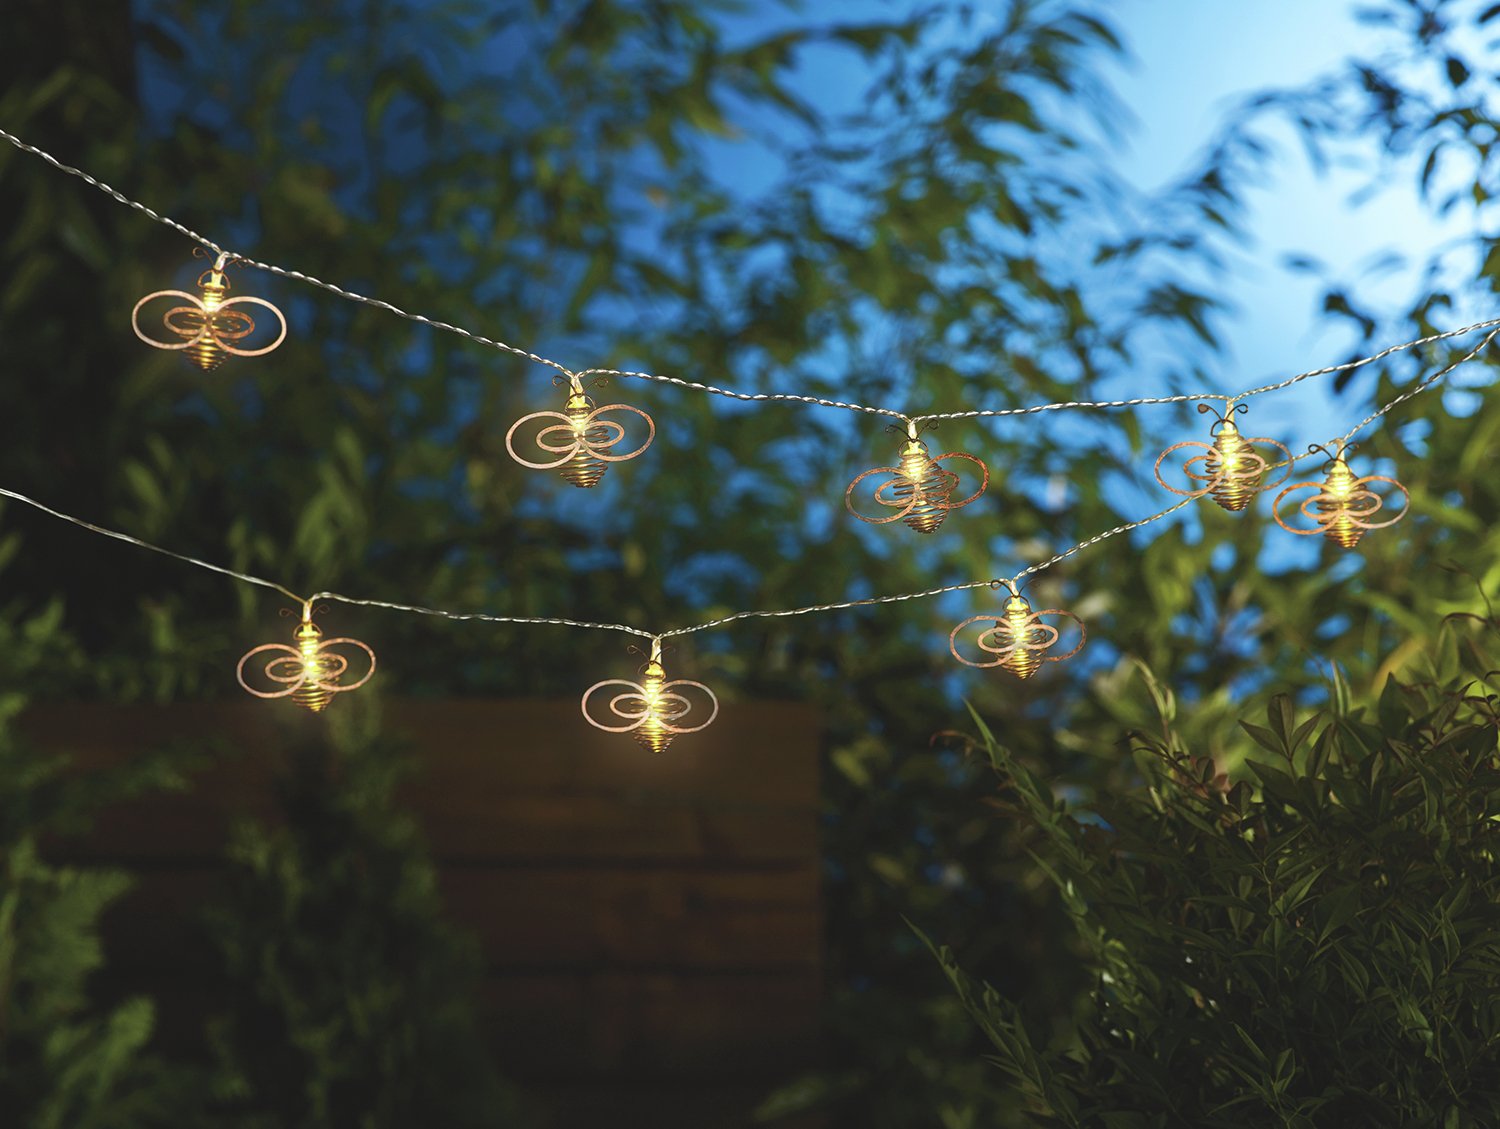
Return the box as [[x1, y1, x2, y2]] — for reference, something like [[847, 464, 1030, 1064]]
[[506, 386, 655, 489], [846, 434, 988, 534], [1274, 443, 1409, 549], [949, 587, 1085, 680], [132, 260, 287, 371], [1154, 403, 1290, 512]]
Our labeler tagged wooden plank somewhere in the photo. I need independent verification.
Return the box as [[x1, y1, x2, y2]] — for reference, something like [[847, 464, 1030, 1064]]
[[481, 970, 822, 1078], [23, 700, 821, 803], [422, 793, 815, 864], [104, 864, 821, 973], [387, 700, 821, 806], [25, 700, 821, 864], [528, 1081, 827, 1129], [445, 866, 819, 969], [98, 968, 821, 1082]]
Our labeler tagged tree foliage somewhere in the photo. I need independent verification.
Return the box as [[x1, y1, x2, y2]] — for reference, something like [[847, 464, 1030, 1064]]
[[4, 0, 1500, 1125]]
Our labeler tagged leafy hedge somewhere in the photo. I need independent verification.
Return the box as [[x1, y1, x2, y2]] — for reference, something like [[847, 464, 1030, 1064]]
[[934, 640, 1500, 1127]]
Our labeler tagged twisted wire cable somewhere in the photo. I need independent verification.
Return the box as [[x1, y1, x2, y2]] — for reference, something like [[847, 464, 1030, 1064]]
[[5, 125, 1495, 427], [0, 478, 1175, 642], [0, 485, 302, 604], [2, 127, 1496, 651], [1337, 327, 1500, 446]]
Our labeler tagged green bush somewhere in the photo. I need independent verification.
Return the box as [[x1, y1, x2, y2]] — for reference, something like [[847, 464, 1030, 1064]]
[[200, 710, 533, 1129], [934, 630, 1500, 1127], [0, 604, 206, 1129]]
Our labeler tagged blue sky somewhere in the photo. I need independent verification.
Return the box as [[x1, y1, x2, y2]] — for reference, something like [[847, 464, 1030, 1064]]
[[1117, 0, 1477, 445]]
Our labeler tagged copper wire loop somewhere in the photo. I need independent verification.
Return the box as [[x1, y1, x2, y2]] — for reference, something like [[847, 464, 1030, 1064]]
[[579, 677, 720, 734], [504, 402, 656, 471], [235, 636, 377, 701], [131, 288, 288, 359], [1273, 475, 1409, 541], [1153, 406, 1292, 509], [949, 607, 1086, 673], [844, 444, 989, 529]]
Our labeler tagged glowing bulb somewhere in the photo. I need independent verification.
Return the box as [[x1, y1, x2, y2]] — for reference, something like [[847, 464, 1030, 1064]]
[[950, 586, 1085, 679], [132, 259, 287, 371], [291, 619, 332, 712], [581, 640, 719, 753], [1274, 444, 1409, 549], [845, 430, 988, 533], [1154, 404, 1290, 511], [634, 659, 673, 753], [237, 604, 376, 710], [506, 384, 655, 488]]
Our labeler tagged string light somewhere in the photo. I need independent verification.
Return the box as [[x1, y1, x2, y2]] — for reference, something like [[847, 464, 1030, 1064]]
[[5, 127, 1497, 431], [949, 583, 1085, 679], [1273, 442, 1410, 548], [504, 377, 655, 487], [131, 254, 287, 371], [845, 424, 988, 533], [2, 127, 1496, 708], [236, 602, 376, 711], [580, 639, 719, 753], [1154, 403, 1291, 511]]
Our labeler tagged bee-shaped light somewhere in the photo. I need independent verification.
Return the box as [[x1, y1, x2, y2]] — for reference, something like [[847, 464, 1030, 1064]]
[[236, 602, 376, 711], [581, 639, 719, 753], [131, 254, 288, 371], [1273, 442, 1409, 549], [1154, 403, 1291, 512], [505, 376, 655, 488], [845, 424, 988, 533], [949, 583, 1085, 679]]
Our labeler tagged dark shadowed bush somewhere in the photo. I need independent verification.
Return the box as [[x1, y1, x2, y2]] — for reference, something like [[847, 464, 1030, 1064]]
[[935, 629, 1500, 1128]]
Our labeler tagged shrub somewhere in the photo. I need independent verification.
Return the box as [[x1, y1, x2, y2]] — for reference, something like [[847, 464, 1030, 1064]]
[[932, 652, 1500, 1127]]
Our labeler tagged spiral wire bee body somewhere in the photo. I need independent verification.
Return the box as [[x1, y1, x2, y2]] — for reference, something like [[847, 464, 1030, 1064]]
[[581, 640, 719, 753], [1154, 403, 1291, 512], [236, 604, 376, 711], [1273, 442, 1409, 548], [845, 426, 988, 534], [949, 585, 1085, 679], [506, 380, 656, 488], [132, 256, 288, 371]]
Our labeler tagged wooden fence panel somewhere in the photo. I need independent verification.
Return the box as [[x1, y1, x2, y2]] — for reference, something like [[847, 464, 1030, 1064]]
[[24, 699, 823, 1129]]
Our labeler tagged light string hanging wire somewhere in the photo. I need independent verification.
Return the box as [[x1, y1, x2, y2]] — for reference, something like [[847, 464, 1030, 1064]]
[[0, 479, 1202, 646], [4, 124, 1499, 428], [4, 125, 1498, 723], [0, 323, 1491, 726]]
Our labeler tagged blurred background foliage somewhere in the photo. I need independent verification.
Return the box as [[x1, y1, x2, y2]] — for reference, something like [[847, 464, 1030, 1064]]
[[2, 0, 1499, 1125]]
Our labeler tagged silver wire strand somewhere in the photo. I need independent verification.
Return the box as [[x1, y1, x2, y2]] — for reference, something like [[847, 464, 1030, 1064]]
[[5, 124, 1496, 428], [656, 575, 999, 639], [572, 366, 910, 420], [308, 590, 657, 640], [911, 315, 1500, 425], [0, 128, 226, 255], [0, 485, 304, 604], [1338, 327, 1500, 446], [2, 126, 1495, 655], [1011, 497, 1196, 587]]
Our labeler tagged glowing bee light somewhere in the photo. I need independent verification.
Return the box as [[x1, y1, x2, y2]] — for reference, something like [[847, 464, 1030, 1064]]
[[1154, 403, 1291, 512], [1273, 442, 1409, 549], [131, 256, 288, 371], [949, 584, 1085, 680], [505, 379, 655, 488], [845, 426, 988, 533], [581, 639, 719, 753], [236, 603, 376, 711]]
